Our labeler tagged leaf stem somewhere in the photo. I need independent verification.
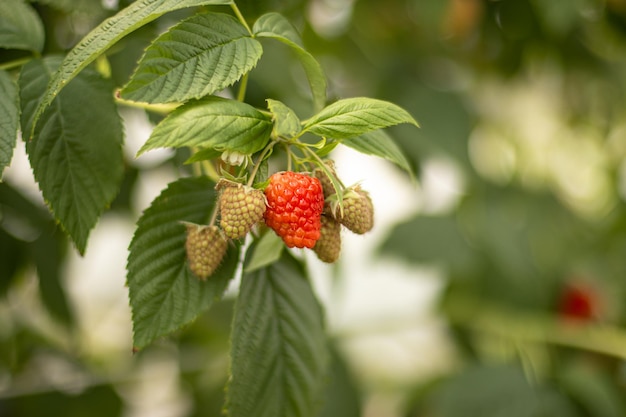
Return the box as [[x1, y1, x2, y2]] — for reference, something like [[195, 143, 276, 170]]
[[247, 140, 278, 187], [114, 92, 179, 114], [231, 2, 253, 35], [0, 56, 32, 71]]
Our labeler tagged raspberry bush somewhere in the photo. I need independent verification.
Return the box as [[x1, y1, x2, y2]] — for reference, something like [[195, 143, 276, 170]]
[[0, 1, 417, 416]]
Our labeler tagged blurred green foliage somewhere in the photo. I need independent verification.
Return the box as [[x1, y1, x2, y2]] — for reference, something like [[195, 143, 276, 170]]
[[2, 0, 626, 416]]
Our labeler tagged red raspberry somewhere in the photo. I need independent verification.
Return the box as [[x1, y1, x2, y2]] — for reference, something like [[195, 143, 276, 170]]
[[558, 283, 597, 321], [263, 171, 325, 249]]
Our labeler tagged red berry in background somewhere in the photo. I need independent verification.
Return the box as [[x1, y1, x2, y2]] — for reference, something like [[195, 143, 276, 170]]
[[558, 283, 597, 321], [263, 171, 325, 249]]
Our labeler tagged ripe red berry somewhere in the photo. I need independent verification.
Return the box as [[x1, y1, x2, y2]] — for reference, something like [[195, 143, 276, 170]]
[[558, 284, 597, 321], [263, 171, 325, 249]]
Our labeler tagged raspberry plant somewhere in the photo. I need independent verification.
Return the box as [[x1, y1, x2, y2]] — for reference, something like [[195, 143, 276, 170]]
[[1, 1, 418, 415]]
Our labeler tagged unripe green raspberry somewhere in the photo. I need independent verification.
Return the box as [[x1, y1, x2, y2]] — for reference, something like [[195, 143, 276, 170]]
[[184, 223, 228, 280], [217, 179, 266, 240], [334, 186, 374, 235], [313, 160, 338, 198], [313, 215, 342, 263]]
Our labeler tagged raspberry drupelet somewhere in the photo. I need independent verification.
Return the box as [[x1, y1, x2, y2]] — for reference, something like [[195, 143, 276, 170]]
[[263, 171, 325, 249]]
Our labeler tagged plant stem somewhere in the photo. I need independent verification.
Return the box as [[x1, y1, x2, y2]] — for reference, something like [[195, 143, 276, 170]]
[[443, 295, 626, 361], [237, 73, 249, 102], [201, 160, 221, 182], [208, 201, 220, 226]]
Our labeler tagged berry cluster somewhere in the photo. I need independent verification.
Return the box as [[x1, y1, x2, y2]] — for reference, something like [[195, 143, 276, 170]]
[[184, 161, 375, 279], [310, 162, 375, 263]]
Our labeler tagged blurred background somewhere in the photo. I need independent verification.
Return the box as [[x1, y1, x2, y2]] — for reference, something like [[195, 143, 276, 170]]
[[2, 0, 626, 416]]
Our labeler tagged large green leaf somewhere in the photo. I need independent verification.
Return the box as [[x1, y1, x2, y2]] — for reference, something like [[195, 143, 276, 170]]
[[0, 71, 19, 176], [30, 0, 233, 136], [32, 0, 104, 13], [34, 232, 74, 327], [139, 96, 272, 155], [342, 129, 414, 177], [225, 251, 328, 417], [253, 12, 327, 112], [121, 12, 262, 104], [0, 0, 45, 52], [430, 364, 580, 417], [303, 97, 418, 139], [127, 177, 239, 350], [19, 57, 123, 254]]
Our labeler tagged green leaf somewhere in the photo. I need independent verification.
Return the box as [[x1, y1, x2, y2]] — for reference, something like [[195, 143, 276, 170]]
[[127, 177, 239, 350], [184, 147, 223, 164], [226, 250, 329, 417], [32, 0, 104, 13], [302, 97, 418, 139], [243, 231, 284, 273], [559, 361, 624, 417], [316, 345, 362, 417], [0, 0, 45, 52], [34, 233, 74, 327], [30, 0, 234, 136], [342, 130, 414, 177], [0, 71, 19, 176], [19, 57, 123, 254], [267, 98, 301, 138], [253, 13, 327, 112], [121, 12, 262, 104], [139, 96, 272, 155], [431, 364, 581, 417]]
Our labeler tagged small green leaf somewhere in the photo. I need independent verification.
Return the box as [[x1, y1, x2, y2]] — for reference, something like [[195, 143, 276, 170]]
[[303, 97, 418, 139], [121, 12, 263, 104], [184, 147, 223, 164], [19, 57, 123, 254], [253, 13, 327, 112], [342, 130, 414, 177], [0, 0, 45, 52], [30, 0, 233, 136], [253, 12, 303, 46], [0, 71, 19, 176], [267, 98, 301, 138], [139, 96, 272, 155], [127, 177, 239, 350], [244, 231, 284, 273], [226, 250, 328, 417]]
